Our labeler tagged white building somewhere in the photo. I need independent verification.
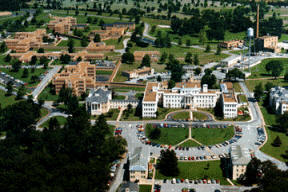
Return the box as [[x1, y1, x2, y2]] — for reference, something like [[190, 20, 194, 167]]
[[220, 82, 239, 119], [86, 88, 138, 115], [230, 145, 251, 180], [142, 80, 220, 118], [220, 55, 242, 67], [269, 86, 288, 114], [129, 147, 148, 183]]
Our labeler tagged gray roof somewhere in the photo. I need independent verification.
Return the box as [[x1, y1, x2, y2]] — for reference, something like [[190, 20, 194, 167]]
[[129, 147, 147, 171], [270, 86, 288, 104], [86, 88, 111, 103], [231, 145, 251, 165], [118, 182, 139, 192]]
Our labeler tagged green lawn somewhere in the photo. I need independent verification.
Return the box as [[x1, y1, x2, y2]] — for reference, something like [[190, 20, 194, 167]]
[[258, 101, 288, 162], [38, 86, 58, 101], [96, 70, 113, 75], [139, 185, 152, 192], [145, 125, 188, 145], [179, 140, 200, 147], [91, 109, 120, 121], [57, 39, 82, 47], [113, 95, 125, 100], [193, 112, 208, 120], [172, 111, 190, 120], [238, 94, 248, 103], [40, 116, 67, 128], [155, 161, 230, 185], [112, 86, 145, 92], [233, 82, 242, 92], [0, 90, 20, 108], [104, 39, 124, 49], [247, 58, 288, 79], [120, 107, 180, 121], [246, 79, 288, 92], [191, 127, 234, 146], [0, 68, 48, 87]]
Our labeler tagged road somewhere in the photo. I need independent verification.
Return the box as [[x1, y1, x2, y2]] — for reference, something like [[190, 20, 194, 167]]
[[36, 111, 69, 130], [32, 65, 61, 100]]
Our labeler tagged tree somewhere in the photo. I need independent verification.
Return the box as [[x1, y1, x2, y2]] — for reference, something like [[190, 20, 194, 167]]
[[284, 72, 288, 82], [193, 54, 199, 65], [12, 60, 21, 72], [30, 55, 37, 65], [277, 112, 288, 133], [186, 39, 191, 47], [272, 136, 282, 147], [67, 38, 74, 53], [16, 85, 25, 100], [157, 149, 179, 176], [194, 67, 202, 75], [141, 54, 150, 67], [22, 68, 29, 78], [265, 60, 283, 79], [254, 83, 264, 101], [271, 64, 283, 79], [226, 68, 245, 81], [159, 52, 167, 64], [6, 81, 13, 96], [216, 46, 221, 55], [265, 82, 274, 92], [94, 34, 101, 42], [37, 48, 44, 53], [205, 44, 211, 53], [4, 54, 11, 62], [0, 41, 7, 53], [178, 38, 182, 46], [149, 127, 161, 139], [185, 52, 192, 64], [30, 75, 39, 83], [157, 75, 162, 82], [168, 80, 175, 89], [214, 99, 223, 118], [121, 52, 134, 64], [199, 29, 207, 45]]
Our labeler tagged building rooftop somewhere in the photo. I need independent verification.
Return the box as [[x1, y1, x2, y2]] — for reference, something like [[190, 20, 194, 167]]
[[270, 86, 288, 104], [223, 92, 237, 103], [129, 147, 147, 172], [231, 145, 251, 165], [143, 82, 159, 102], [175, 81, 201, 89], [86, 88, 111, 104]]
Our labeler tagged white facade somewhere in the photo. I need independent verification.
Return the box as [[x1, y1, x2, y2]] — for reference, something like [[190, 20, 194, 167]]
[[269, 86, 288, 114], [220, 55, 242, 67], [222, 93, 238, 119]]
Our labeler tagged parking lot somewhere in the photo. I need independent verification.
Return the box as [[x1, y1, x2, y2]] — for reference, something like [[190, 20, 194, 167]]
[[0, 71, 25, 88]]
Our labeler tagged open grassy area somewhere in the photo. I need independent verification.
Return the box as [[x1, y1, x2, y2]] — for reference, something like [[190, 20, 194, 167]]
[[246, 79, 288, 92], [248, 58, 288, 79], [104, 39, 124, 49], [155, 161, 230, 185], [0, 68, 48, 87], [146, 125, 188, 145], [172, 111, 190, 120], [0, 90, 20, 108], [91, 109, 120, 121], [96, 70, 113, 75], [38, 86, 58, 101], [40, 116, 67, 128], [112, 86, 145, 92], [233, 82, 242, 92], [139, 185, 152, 192], [113, 95, 125, 100], [258, 101, 288, 162], [57, 39, 82, 47], [193, 112, 208, 120], [191, 126, 234, 146], [179, 140, 200, 147], [238, 94, 248, 103]]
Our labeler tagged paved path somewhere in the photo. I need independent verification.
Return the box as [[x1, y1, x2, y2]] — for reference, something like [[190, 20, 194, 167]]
[[32, 65, 61, 100]]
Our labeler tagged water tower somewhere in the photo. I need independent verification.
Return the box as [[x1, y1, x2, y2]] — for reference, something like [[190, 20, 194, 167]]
[[247, 27, 254, 71]]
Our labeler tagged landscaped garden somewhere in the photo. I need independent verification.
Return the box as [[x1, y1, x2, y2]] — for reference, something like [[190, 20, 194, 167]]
[[172, 111, 190, 120], [179, 140, 200, 148], [155, 161, 230, 185], [40, 116, 67, 128], [191, 127, 234, 146], [139, 185, 152, 192]]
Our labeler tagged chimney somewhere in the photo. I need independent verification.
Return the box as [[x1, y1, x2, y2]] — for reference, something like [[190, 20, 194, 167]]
[[256, 4, 259, 38], [203, 84, 208, 93]]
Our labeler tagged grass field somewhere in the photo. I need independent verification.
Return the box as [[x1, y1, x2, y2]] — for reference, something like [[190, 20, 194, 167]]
[[248, 58, 288, 79], [0, 90, 20, 108], [38, 86, 58, 101], [96, 70, 113, 75], [172, 111, 190, 120], [139, 185, 152, 192], [193, 112, 208, 120], [258, 101, 288, 162], [246, 79, 288, 92], [238, 94, 248, 103], [104, 39, 124, 49], [191, 127, 234, 146], [113, 95, 125, 100], [40, 116, 67, 128], [179, 140, 200, 147], [91, 109, 120, 121], [146, 126, 189, 145], [0, 68, 48, 87], [155, 161, 230, 185], [233, 82, 242, 92], [57, 39, 82, 47]]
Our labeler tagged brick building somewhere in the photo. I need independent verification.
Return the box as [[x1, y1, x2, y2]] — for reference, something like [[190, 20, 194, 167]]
[[122, 67, 154, 80], [103, 22, 135, 30], [255, 36, 280, 53], [89, 27, 125, 41], [47, 16, 77, 34], [5, 29, 46, 53], [86, 41, 115, 52], [52, 61, 97, 96], [133, 51, 160, 62], [219, 40, 244, 49]]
